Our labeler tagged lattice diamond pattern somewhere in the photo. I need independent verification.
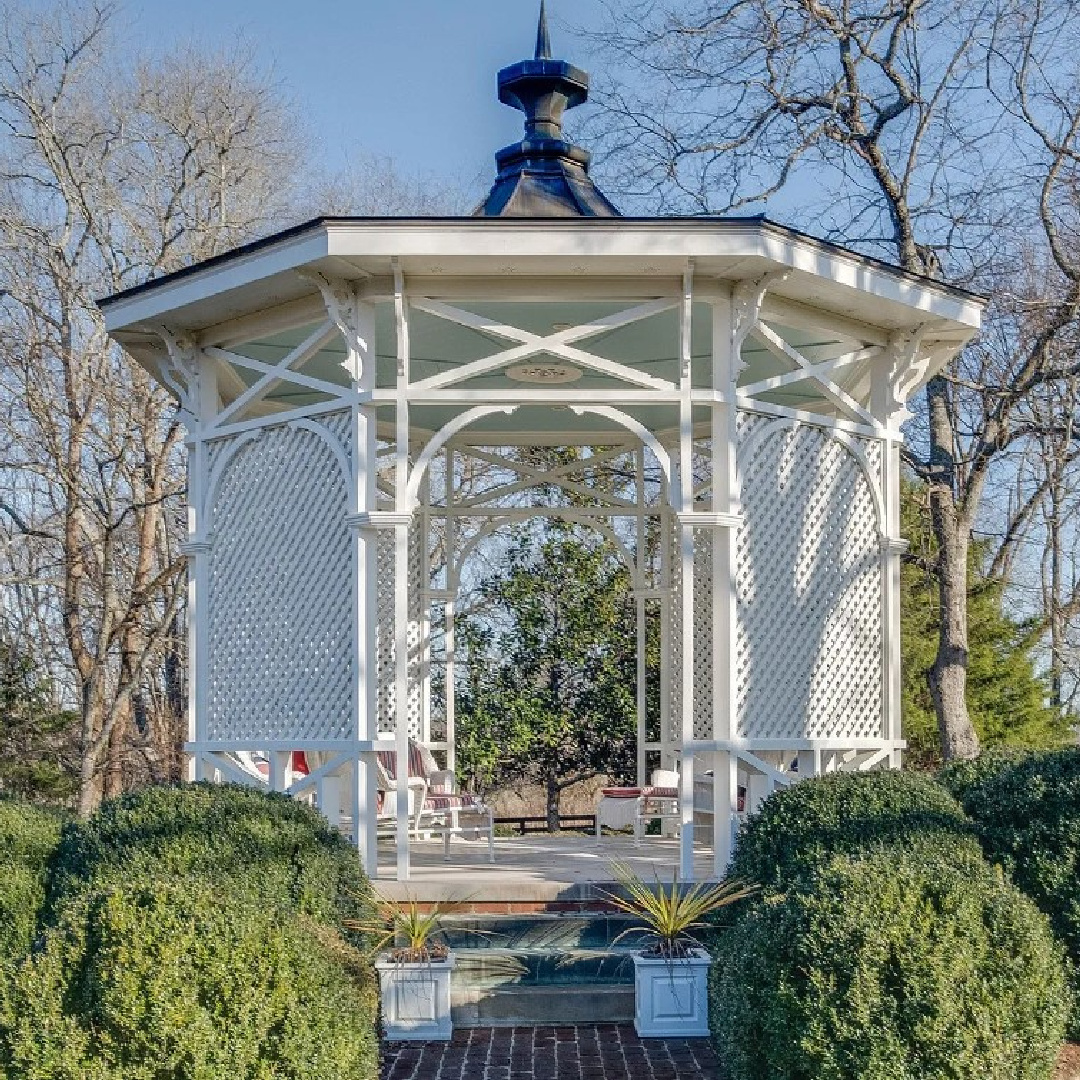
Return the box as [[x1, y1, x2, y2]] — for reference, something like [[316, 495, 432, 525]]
[[376, 529, 396, 735], [205, 417, 352, 742], [407, 524, 423, 739], [735, 419, 883, 741], [668, 517, 682, 748], [373, 508, 424, 739], [693, 529, 714, 740]]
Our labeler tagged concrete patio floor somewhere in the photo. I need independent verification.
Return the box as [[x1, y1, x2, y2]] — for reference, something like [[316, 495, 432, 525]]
[[371, 833, 718, 902]]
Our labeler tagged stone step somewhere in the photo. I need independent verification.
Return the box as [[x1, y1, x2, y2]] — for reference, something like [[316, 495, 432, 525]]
[[451, 983, 635, 1027], [452, 946, 636, 989], [439, 912, 649, 951]]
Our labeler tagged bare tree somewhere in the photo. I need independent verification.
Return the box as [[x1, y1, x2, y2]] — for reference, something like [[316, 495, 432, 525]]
[[0, 0, 302, 812], [582, 0, 1080, 757]]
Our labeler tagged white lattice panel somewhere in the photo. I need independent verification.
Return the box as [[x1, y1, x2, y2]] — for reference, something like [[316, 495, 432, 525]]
[[693, 529, 714, 740], [376, 529, 396, 735], [668, 518, 682, 748], [407, 524, 423, 739], [374, 512, 424, 739], [735, 418, 883, 741], [205, 415, 352, 742]]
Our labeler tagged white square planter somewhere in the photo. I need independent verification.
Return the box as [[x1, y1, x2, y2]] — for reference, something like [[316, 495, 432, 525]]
[[376, 954, 456, 1041], [632, 948, 711, 1038]]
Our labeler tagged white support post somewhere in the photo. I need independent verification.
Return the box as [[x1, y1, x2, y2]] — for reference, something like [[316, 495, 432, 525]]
[[394, 520, 411, 881], [875, 337, 917, 771], [711, 284, 741, 876], [445, 449, 457, 774], [678, 263, 696, 882], [394, 259, 412, 882], [635, 446, 647, 788], [350, 297, 380, 875], [180, 340, 217, 784], [269, 751, 290, 793]]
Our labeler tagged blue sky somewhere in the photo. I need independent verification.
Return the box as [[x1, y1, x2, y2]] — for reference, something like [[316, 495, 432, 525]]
[[126, 0, 608, 180]]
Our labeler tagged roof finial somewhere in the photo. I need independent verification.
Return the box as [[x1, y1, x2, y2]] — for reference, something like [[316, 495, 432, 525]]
[[535, 0, 552, 60]]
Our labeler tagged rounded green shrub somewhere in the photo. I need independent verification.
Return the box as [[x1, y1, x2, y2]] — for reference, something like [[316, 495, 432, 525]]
[[711, 850, 1069, 1080], [46, 782, 372, 928], [729, 769, 981, 890], [0, 800, 63, 959], [0, 878, 379, 1080], [958, 747, 1080, 1036], [937, 747, 1029, 806]]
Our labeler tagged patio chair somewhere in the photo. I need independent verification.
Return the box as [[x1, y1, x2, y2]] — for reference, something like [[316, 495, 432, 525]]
[[634, 768, 682, 843], [375, 739, 495, 862]]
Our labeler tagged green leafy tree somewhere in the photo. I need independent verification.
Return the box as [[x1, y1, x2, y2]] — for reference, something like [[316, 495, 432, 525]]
[[0, 643, 76, 805], [457, 532, 647, 830], [901, 484, 1069, 766]]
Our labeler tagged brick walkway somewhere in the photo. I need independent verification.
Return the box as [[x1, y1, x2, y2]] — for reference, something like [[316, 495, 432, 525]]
[[382, 1024, 723, 1079]]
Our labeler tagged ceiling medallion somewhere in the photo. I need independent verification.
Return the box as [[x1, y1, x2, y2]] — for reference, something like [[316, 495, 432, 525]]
[[506, 363, 582, 385]]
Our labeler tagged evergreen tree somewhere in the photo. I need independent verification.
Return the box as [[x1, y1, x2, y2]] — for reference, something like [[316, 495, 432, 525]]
[[0, 640, 78, 803], [901, 484, 1069, 766], [456, 531, 647, 830]]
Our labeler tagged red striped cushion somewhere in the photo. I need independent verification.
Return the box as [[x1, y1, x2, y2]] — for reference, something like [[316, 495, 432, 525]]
[[375, 749, 398, 780], [424, 793, 482, 811], [376, 740, 439, 781]]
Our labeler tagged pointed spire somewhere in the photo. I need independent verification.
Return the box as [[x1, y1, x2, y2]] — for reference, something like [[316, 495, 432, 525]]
[[535, 0, 552, 60], [475, 5, 619, 216]]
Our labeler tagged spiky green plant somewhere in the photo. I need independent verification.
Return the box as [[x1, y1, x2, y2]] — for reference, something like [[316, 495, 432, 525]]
[[602, 862, 755, 958], [347, 900, 449, 964]]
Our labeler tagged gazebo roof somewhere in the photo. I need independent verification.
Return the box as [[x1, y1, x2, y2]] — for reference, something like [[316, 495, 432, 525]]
[[101, 213, 983, 340]]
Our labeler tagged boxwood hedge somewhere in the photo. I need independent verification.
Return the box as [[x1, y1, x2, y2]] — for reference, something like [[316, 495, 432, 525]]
[[728, 769, 981, 890], [957, 747, 1080, 1037], [711, 850, 1069, 1080], [937, 747, 1029, 805], [0, 879, 379, 1080], [45, 782, 372, 929], [0, 800, 63, 959]]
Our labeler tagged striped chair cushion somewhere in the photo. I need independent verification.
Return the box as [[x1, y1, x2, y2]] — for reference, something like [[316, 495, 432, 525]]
[[424, 793, 482, 811], [642, 786, 679, 800], [375, 739, 433, 781]]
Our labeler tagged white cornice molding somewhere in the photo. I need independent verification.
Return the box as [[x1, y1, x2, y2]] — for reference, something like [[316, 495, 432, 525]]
[[880, 536, 910, 556], [348, 511, 413, 530], [676, 511, 743, 528]]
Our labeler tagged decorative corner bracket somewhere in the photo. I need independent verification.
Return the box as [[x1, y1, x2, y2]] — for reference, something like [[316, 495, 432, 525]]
[[884, 326, 929, 426], [731, 271, 790, 378], [154, 325, 199, 419], [298, 270, 370, 376]]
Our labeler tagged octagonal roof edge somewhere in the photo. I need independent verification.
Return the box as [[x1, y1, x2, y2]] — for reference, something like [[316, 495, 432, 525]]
[[98, 215, 986, 336]]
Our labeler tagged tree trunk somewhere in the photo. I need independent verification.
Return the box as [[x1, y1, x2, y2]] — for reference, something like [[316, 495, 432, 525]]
[[926, 376, 981, 760], [76, 695, 103, 818], [546, 777, 560, 833]]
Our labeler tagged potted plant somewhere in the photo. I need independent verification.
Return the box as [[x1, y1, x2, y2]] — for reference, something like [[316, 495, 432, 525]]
[[603, 863, 754, 1037], [352, 900, 456, 1041]]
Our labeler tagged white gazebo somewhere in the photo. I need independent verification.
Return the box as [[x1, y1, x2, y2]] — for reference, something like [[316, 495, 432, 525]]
[[99, 13, 984, 882]]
